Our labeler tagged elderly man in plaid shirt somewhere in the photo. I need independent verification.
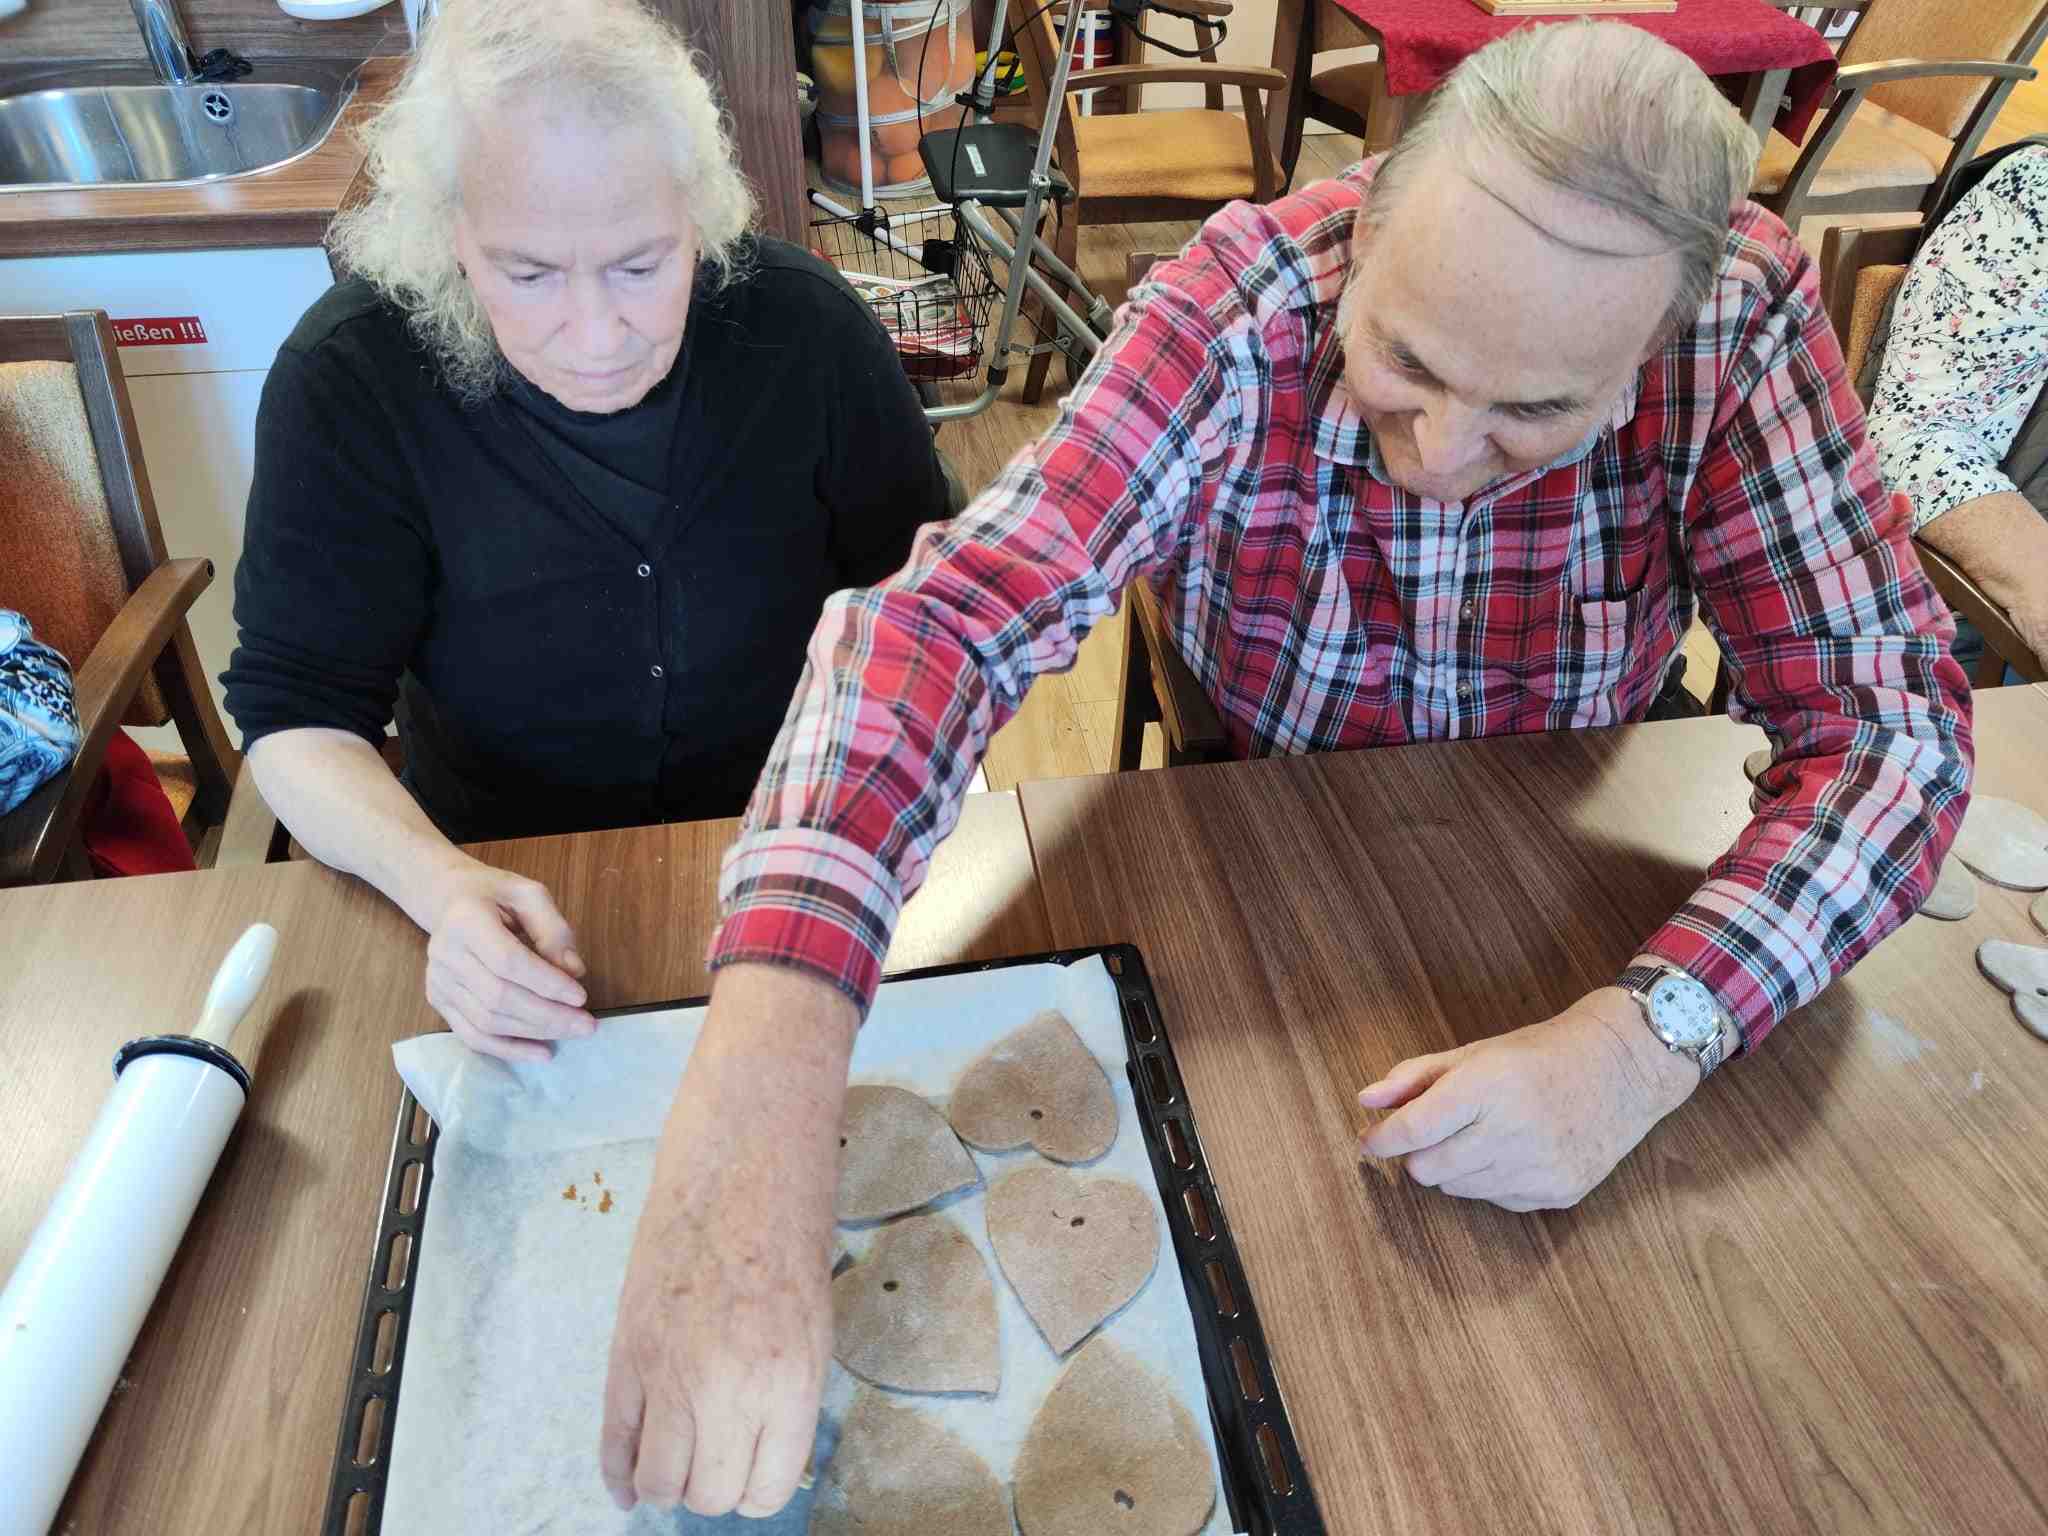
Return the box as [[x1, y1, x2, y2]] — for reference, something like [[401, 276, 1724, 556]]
[[596, 23, 1972, 1520]]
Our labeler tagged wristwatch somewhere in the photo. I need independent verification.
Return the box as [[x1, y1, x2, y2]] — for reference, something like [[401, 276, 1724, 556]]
[[1615, 963, 1742, 1077]]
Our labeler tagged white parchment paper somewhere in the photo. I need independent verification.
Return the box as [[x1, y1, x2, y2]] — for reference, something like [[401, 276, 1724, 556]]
[[382, 956, 1233, 1534]]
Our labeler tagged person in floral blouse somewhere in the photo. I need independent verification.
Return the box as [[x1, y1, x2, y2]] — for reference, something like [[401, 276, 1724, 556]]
[[1866, 141, 2048, 667]]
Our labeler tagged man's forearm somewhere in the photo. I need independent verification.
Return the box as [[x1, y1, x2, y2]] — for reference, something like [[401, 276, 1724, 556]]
[[1917, 491, 2048, 655], [246, 727, 473, 930]]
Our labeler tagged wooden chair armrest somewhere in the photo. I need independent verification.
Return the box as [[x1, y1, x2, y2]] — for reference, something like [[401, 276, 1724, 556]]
[[1129, 583, 1229, 757], [1765, 58, 2037, 227], [1064, 62, 1288, 96], [0, 557, 213, 886], [213, 755, 287, 867], [1914, 539, 2047, 684], [1833, 58, 2037, 90], [1818, 222, 1919, 344]]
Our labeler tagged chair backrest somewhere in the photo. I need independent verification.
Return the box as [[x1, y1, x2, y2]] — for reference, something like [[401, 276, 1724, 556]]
[[1841, 0, 2048, 141], [0, 313, 172, 726], [1819, 222, 1918, 383], [1014, 2, 1089, 193]]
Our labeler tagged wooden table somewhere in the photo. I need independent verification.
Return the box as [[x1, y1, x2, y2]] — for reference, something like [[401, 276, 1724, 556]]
[[0, 792, 1045, 1532], [1019, 687, 2048, 1532]]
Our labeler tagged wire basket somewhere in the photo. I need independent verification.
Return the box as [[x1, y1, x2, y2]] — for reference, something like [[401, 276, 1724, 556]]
[[810, 204, 1001, 389]]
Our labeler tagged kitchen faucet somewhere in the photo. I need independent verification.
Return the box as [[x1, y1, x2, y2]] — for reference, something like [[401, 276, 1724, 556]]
[[130, 0, 198, 86]]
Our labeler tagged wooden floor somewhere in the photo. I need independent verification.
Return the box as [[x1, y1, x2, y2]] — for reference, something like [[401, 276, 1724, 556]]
[[933, 68, 2047, 793]]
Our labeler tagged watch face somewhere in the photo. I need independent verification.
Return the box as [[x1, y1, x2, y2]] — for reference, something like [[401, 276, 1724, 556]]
[[1647, 975, 1720, 1050]]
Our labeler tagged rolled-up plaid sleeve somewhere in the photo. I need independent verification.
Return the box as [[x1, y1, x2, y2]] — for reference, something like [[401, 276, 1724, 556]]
[[707, 273, 1245, 1011], [1645, 237, 1975, 1047]]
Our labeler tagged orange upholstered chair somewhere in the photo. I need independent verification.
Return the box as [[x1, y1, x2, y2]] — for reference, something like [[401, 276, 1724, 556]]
[[1820, 224, 2044, 685], [1753, 0, 2048, 229], [0, 310, 267, 884]]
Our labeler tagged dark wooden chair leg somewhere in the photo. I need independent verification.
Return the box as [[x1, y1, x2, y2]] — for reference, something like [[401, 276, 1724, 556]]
[[1113, 598, 1157, 772]]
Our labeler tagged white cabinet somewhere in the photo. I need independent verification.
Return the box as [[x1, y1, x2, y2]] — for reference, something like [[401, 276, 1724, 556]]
[[1, 245, 335, 748]]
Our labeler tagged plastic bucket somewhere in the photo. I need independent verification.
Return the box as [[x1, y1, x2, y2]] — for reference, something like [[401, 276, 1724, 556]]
[[810, 0, 975, 116]]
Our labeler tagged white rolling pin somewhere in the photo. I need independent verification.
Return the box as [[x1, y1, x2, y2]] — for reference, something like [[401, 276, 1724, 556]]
[[0, 922, 277, 1536]]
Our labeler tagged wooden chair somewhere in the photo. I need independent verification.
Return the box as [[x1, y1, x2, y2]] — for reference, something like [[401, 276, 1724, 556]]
[[1753, 0, 2048, 230], [1821, 223, 2046, 685], [0, 310, 271, 885], [1012, 0, 1286, 405], [1112, 582, 1230, 770], [1101, 251, 1232, 771], [1270, 0, 1407, 188]]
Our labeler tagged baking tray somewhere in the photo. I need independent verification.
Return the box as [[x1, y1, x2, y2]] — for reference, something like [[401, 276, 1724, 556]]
[[324, 944, 1326, 1535]]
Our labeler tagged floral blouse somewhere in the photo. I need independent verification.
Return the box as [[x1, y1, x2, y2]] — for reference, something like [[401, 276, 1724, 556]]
[[1867, 144, 2048, 529]]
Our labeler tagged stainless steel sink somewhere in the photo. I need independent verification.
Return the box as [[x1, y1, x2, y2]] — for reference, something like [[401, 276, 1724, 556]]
[[0, 64, 356, 190]]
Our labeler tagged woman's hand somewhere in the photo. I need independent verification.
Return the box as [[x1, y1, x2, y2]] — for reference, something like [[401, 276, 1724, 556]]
[[601, 963, 856, 1517], [420, 859, 594, 1063]]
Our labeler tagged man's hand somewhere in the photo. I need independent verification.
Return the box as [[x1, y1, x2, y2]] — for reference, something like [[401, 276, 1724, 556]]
[[601, 963, 858, 1517], [1358, 987, 1700, 1211], [421, 859, 592, 1063]]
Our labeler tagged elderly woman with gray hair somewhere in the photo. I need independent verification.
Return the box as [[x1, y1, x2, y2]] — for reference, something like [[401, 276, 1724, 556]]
[[223, 0, 948, 1066]]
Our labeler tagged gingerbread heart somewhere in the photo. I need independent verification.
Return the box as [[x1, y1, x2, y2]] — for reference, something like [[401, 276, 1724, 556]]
[[837, 1085, 980, 1223], [1951, 796, 2048, 891], [1920, 857, 1977, 921], [1014, 1336, 1216, 1536], [949, 1010, 1117, 1164], [811, 1391, 1010, 1536], [987, 1165, 1158, 1355], [1977, 939, 2048, 1040], [1742, 746, 1772, 785], [831, 1213, 1000, 1394]]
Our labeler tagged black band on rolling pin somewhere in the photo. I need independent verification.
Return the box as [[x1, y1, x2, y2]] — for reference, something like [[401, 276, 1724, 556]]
[[112, 1035, 252, 1098]]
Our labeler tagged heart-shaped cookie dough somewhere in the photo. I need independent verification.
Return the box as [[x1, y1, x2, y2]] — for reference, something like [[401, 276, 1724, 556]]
[[1742, 746, 1772, 785], [1014, 1335, 1217, 1536], [838, 1085, 980, 1223], [811, 1390, 1010, 1536], [831, 1212, 1000, 1394], [1978, 939, 2048, 1040], [949, 1010, 1117, 1164], [988, 1165, 1159, 1355], [1951, 796, 2048, 891], [1920, 857, 1977, 921]]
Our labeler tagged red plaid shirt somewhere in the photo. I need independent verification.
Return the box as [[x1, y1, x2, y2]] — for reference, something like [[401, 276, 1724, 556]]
[[710, 163, 1973, 1047]]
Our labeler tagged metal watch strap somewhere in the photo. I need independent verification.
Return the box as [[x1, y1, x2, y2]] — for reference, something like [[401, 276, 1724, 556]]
[[1616, 963, 1740, 1076]]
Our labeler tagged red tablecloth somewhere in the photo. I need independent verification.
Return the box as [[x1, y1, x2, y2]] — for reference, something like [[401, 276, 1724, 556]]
[[1330, 0, 1837, 141]]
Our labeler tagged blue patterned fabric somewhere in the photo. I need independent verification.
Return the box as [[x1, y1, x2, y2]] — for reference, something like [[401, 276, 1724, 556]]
[[0, 610, 80, 815]]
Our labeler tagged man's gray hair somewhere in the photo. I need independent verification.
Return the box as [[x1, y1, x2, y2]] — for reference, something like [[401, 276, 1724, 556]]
[[328, 0, 755, 402], [1357, 21, 1760, 341]]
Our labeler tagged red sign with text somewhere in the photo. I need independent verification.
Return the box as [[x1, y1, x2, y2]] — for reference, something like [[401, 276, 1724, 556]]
[[111, 316, 208, 347]]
